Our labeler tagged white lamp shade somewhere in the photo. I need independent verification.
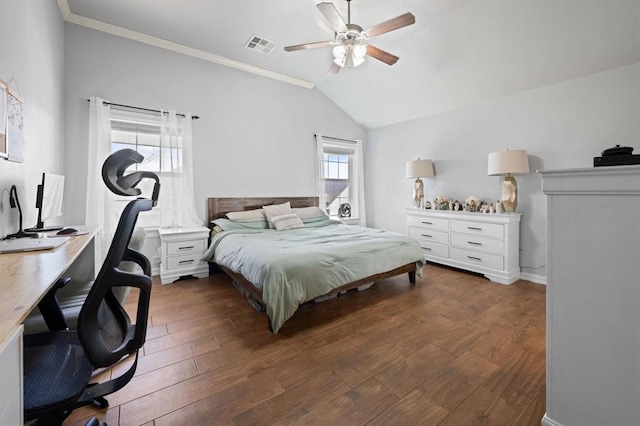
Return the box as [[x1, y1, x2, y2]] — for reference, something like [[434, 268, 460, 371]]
[[406, 159, 434, 179], [487, 150, 530, 176]]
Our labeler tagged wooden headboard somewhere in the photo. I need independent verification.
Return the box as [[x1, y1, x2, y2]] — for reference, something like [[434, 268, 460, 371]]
[[207, 197, 319, 224]]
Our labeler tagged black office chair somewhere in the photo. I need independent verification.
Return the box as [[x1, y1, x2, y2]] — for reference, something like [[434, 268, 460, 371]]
[[23, 149, 160, 425]]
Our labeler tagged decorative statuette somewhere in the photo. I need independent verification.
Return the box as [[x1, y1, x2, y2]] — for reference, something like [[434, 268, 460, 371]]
[[495, 201, 503, 214]]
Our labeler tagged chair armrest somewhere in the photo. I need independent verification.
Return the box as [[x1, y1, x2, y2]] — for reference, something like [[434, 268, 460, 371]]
[[37, 277, 71, 331]]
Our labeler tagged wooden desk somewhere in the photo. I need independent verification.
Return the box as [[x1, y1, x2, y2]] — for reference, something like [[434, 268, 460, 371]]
[[0, 227, 99, 425]]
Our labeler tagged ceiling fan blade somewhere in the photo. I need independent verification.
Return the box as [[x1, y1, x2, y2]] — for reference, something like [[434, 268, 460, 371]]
[[366, 45, 399, 65], [284, 41, 333, 52], [328, 62, 341, 75], [364, 12, 416, 38], [317, 2, 348, 33]]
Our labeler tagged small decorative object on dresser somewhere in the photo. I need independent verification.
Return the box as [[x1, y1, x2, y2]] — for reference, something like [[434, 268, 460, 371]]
[[406, 208, 521, 284], [159, 226, 210, 284]]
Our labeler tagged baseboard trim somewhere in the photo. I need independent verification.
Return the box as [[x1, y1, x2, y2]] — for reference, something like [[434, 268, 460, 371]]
[[542, 413, 564, 426], [520, 272, 547, 285]]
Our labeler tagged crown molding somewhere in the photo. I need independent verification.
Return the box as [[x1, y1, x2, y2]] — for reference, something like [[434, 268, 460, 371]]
[[56, 0, 315, 89]]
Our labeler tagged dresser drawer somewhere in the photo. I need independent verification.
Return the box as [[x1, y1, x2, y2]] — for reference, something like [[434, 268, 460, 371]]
[[418, 241, 449, 258], [409, 227, 449, 245], [450, 233, 504, 255], [166, 239, 206, 256], [166, 253, 206, 270], [407, 215, 449, 231], [451, 220, 504, 239], [450, 247, 504, 270]]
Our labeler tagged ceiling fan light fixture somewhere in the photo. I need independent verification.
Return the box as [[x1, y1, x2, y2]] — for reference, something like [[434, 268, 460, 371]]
[[333, 44, 346, 60], [353, 44, 367, 59]]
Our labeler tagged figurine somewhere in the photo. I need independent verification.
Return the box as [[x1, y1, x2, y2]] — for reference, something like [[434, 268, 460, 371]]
[[425, 201, 431, 210], [495, 201, 503, 214], [454, 201, 460, 211]]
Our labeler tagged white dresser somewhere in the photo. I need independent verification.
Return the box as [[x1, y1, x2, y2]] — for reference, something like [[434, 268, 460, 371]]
[[540, 165, 640, 426], [159, 227, 210, 284], [406, 209, 521, 284]]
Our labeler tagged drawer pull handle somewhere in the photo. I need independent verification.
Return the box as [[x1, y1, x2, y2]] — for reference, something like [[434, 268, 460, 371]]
[[421, 221, 433, 225], [178, 246, 195, 250], [468, 241, 482, 246], [467, 226, 482, 231], [421, 234, 432, 238], [467, 256, 482, 261], [178, 260, 194, 264], [421, 246, 432, 251]]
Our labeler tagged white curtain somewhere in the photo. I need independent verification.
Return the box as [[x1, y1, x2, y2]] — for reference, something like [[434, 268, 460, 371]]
[[314, 134, 326, 214], [354, 139, 367, 226], [158, 110, 201, 229], [86, 97, 117, 258]]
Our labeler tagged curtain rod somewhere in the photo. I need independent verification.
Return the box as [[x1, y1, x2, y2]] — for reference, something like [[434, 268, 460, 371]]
[[316, 134, 357, 144], [86, 99, 199, 120]]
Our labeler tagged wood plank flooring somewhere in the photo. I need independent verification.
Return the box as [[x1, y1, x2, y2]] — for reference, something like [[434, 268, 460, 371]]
[[64, 263, 546, 426]]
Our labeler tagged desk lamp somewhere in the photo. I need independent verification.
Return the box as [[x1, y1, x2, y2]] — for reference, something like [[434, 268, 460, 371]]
[[5, 185, 31, 239]]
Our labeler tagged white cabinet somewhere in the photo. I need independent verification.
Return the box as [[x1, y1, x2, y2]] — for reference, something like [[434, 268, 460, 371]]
[[406, 209, 521, 284], [159, 227, 210, 285], [540, 165, 640, 426]]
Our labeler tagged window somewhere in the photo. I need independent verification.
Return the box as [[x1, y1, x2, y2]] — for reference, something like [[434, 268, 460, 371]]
[[323, 151, 352, 217], [110, 113, 183, 228], [316, 136, 364, 221]]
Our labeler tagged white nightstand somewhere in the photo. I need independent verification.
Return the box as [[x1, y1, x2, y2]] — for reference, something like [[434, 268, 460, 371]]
[[158, 226, 210, 285]]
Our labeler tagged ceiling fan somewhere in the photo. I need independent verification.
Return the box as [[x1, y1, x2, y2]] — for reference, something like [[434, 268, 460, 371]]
[[284, 0, 415, 75]]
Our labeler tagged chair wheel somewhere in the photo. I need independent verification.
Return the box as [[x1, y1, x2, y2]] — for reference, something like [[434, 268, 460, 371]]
[[92, 396, 109, 409]]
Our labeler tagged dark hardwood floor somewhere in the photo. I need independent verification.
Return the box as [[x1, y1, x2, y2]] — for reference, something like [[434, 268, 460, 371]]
[[65, 263, 546, 426]]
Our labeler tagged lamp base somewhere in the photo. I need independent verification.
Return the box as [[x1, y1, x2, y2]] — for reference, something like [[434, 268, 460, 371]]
[[501, 175, 518, 213], [413, 178, 424, 208]]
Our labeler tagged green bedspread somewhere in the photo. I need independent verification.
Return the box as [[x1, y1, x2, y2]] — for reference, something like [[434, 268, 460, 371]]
[[201, 223, 425, 333]]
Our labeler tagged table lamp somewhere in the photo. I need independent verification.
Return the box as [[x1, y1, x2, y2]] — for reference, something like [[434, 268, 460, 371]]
[[487, 149, 529, 213], [406, 159, 434, 208]]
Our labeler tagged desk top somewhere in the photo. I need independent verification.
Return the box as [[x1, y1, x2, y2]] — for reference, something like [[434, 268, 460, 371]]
[[0, 227, 98, 346]]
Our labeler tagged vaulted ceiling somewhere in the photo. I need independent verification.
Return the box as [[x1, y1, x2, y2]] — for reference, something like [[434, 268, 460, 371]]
[[61, 0, 640, 129]]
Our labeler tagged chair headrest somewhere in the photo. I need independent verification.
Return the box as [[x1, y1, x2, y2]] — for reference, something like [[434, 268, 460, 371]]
[[101, 149, 160, 204]]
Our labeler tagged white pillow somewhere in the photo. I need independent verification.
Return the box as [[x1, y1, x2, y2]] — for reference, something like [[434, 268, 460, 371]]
[[262, 202, 291, 228], [271, 213, 304, 231], [291, 206, 327, 219], [226, 209, 265, 222]]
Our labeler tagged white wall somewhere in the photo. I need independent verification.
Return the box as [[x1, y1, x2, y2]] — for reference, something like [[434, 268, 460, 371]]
[[364, 63, 640, 282], [62, 24, 364, 228], [0, 0, 65, 238]]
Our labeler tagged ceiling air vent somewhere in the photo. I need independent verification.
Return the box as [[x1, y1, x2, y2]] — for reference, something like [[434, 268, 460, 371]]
[[245, 35, 277, 55]]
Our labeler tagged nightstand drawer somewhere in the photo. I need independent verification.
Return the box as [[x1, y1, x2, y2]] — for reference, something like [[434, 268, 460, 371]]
[[409, 227, 449, 245], [450, 247, 503, 270], [419, 241, 449, 258], [166, 253, 205, 270], [450, 233, 504, 255], [167, 239, 206, 256], [407, 215, 448, 231], [451, 220, 504, 239]]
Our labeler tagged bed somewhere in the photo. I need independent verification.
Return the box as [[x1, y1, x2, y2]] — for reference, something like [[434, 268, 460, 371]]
[[203, 197, 425, 333]]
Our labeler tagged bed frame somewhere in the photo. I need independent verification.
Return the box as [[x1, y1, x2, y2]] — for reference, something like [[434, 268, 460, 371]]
[[207, 196, 416, 332]]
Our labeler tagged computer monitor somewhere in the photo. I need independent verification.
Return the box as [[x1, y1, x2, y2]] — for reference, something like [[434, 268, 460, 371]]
[[25, 173, 65, 233]]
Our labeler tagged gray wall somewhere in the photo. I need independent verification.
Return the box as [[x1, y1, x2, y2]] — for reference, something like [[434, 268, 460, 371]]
[[63, 24, 365, 227], [364, 63, 640, 282], [0, 0, 65, 237]]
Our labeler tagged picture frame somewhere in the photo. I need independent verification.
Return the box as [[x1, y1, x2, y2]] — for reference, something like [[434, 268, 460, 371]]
[[0, 79, 7, 159], [6, 85, 24, 162]]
